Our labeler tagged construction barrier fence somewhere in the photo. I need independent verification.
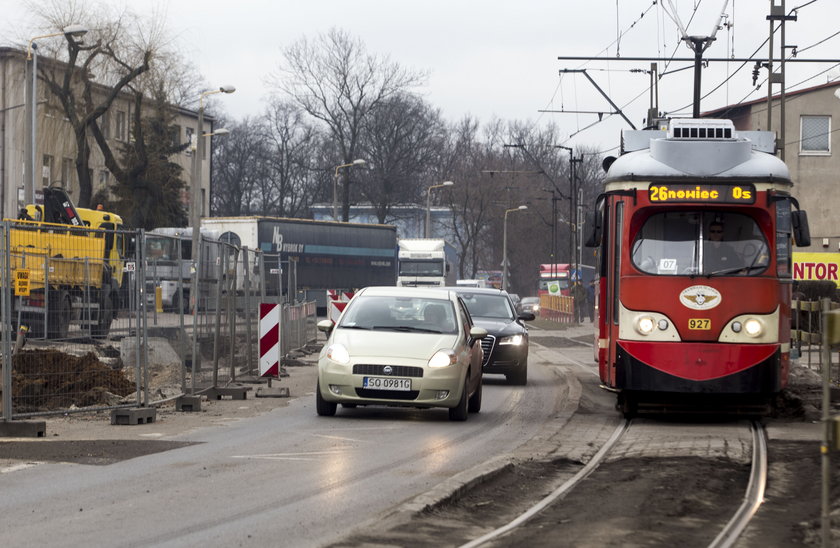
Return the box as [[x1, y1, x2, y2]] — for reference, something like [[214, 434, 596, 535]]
[[1, 224, 317, 422]]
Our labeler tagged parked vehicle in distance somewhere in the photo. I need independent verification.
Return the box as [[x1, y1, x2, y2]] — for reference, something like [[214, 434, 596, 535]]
[[397, 238, 457, 287], [519, 296, 540, 316], [448, 287, 534, 385], [315, 286, 487, 421]]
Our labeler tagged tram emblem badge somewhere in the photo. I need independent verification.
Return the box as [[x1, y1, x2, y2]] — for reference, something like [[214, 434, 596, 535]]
[[679, 285, 722, 310]]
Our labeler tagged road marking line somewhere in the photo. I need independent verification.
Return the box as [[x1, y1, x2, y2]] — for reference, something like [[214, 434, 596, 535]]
[[1, 462, 42, 473]]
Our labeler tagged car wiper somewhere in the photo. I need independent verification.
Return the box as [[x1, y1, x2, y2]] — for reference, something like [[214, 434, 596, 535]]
[[372, 325, 442, 333], [339, 324, 372, 330]]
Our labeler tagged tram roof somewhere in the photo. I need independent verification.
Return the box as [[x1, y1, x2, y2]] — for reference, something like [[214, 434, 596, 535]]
[[606, 119, 792, 186]]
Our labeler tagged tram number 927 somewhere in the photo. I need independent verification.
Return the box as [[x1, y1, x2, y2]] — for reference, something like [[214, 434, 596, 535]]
[[688, 318, 711, 330]]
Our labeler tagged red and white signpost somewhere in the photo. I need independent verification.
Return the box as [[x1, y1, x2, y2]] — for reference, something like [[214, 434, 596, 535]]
[[259, 303, 280, 377]]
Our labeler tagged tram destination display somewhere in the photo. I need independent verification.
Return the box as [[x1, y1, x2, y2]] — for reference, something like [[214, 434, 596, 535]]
[[648, 183, 755, 204]]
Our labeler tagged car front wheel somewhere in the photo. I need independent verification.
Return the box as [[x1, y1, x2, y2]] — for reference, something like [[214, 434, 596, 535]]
[[316, 381, 337, 416], [468, 377, 482, 413], [449, 377, 469, 421]]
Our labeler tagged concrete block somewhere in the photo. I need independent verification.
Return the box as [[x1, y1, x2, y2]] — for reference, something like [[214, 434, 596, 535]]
[[205, 386, 252, 400], [175, 395, 202, 412], [256, 386, 290, 398], [0, 420, 46, 437], [110, 407, 157, 425]]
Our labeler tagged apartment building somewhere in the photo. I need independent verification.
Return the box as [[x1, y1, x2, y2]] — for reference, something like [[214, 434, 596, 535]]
[[0, 46, 211, 223], [702, 81, 840, 253]]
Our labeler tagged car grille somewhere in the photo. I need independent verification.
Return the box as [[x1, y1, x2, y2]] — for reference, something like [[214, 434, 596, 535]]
[[480, 335, 496, 367], [353, 364, 424, 378], [355, 389, 420, 400]]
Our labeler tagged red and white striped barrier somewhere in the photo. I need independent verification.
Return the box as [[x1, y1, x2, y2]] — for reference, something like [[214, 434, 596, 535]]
[[259, 303, 280, 377]]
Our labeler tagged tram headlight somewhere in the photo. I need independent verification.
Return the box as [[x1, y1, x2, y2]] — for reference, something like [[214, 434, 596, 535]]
[[636, 316, 655, 335], [657, 319, 669, 331], [744, 318, 764, 337]]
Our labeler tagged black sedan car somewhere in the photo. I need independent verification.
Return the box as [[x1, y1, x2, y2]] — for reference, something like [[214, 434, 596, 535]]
[[448, 287, 534, 385]]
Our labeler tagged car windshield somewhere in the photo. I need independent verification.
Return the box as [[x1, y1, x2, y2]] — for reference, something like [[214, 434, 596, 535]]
[[338, 295, 458, 334], [631, 211, 769, 276], [459, 294, 514, 320], [522, 297, 540, 305], [146, 236, 188, 260], [398, 259, 444, 276]]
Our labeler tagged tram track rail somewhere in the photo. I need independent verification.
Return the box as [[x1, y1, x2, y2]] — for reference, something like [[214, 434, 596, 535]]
[[458, 418, 767, 548], [708, 420, 768, 548], [459, 419, 631, 548]]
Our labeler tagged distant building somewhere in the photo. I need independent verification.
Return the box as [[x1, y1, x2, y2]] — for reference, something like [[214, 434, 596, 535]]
[[0, 46, 211, 221], [310, 202, 456, 241], [702, 81, 840, 252]]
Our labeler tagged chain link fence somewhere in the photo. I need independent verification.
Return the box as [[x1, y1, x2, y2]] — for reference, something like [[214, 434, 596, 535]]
[[1, 224, 317, 421]]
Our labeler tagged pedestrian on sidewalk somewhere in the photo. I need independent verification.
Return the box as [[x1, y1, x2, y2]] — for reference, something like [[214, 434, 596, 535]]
[[571, 281, 586, 323]]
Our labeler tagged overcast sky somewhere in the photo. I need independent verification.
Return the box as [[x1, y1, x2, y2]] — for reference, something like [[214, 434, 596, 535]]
[[3, 1, 840, 153]]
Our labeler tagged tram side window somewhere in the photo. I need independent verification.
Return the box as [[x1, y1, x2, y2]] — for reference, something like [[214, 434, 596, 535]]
[[632, 211, 769, 276]]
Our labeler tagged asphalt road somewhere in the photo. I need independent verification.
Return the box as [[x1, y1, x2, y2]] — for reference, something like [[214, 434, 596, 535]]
[[0, 327, 585, 548]]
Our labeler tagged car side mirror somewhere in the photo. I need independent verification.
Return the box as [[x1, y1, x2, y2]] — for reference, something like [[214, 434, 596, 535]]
[[317, 319, 334, 334], [469, 326, 488, 346], [518, 312, 535, 322]]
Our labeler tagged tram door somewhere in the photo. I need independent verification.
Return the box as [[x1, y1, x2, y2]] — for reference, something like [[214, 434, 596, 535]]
[[594, 196, 624, 387]]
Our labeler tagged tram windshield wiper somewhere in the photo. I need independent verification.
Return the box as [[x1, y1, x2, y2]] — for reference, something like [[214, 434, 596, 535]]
[[707, 266, 749, 277]]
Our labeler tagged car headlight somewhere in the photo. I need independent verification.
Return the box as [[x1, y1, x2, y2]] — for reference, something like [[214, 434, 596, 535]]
[[428, 350, 457, 368], [635, 316, 655, 335], [326, 343, 350, 364], [744, 318, 763, 337], [499, 334, 524, 346]]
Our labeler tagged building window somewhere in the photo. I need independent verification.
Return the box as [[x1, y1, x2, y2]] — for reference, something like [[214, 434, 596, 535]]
[[116, 110, 126, 141], [99, 170, 110, 186], [800, 115, 831, 155], [185, 127, 195, 156], [100, 111, 111, 139], [61, 157, 74, 186], [42, 154, 53, 187]]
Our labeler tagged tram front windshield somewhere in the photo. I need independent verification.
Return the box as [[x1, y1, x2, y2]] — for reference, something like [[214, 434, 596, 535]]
[[632, 211, 769, 276]]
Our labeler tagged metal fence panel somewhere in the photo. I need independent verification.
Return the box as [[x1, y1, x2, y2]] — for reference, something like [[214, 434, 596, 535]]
[[2, 221, 145, 419], [1, 225, 319, 421]]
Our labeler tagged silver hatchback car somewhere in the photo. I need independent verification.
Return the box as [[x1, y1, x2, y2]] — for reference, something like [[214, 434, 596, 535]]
[[316, 286, 487, 421]]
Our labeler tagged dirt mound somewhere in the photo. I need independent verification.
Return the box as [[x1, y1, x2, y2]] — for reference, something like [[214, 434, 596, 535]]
[[11, 349, 135, 412]]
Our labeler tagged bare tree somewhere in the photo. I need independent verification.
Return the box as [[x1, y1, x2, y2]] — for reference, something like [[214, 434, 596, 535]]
[[32, 2, 153, 207], [210, 115, 271, 217], [264, 101, 321, 217], [272, 27, 427, 221], [357, 94, 446, 223]]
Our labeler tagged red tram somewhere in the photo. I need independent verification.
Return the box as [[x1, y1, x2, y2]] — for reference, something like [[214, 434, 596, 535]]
[[585, 119, 811, 415]]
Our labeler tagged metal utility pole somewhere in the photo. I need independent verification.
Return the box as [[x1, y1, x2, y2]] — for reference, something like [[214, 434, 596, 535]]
[[766, 0, 796, 159]]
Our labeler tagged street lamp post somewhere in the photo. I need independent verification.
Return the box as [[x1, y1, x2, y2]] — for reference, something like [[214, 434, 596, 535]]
[[425, 181, 454, 238], [502, 205, 527, 292], [188, 86, 233, 394], [333, 159, 365, 221], [24, 25, 88, 207]]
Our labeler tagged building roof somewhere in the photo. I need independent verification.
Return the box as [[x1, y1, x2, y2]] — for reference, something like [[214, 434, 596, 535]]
[[701, 80, 840, 118]]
